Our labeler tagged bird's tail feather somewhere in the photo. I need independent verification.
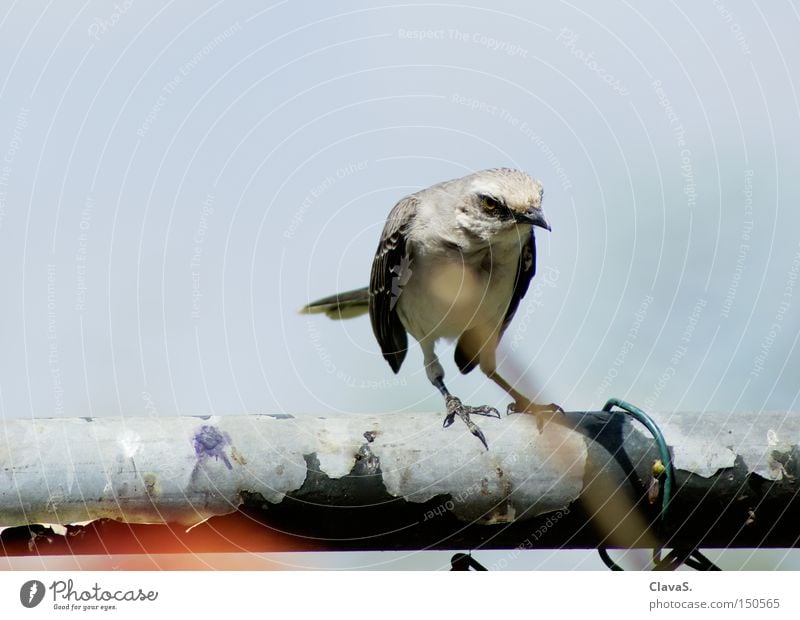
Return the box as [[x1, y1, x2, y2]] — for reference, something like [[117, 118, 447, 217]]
[[300, 286, 370, 320]]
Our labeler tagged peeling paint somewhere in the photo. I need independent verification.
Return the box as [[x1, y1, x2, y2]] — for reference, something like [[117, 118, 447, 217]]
[[767, 429, 779, 447], [230, 447, 247, 466], [484, 500, 516, 524], [0, 413, 588, 527], [654, 420, 736, 478], [118, 430, 141, 459], [376, 413, 586, 522], [1, 410, 796, 530], [313, 418, 360, 478], [143, 473, 160, 498], [654, 412, 800, 480], [352, 443, 380, 476]]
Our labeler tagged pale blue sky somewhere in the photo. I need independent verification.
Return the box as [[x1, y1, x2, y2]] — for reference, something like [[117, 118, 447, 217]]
[[1, 1, 799, 569]]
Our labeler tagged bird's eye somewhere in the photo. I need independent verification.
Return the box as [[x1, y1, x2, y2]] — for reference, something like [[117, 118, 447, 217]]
[[481, 195, 503, 211]]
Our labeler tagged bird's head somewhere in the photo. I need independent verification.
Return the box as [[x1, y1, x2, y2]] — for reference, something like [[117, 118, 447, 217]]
[[449, 168, 550, 241]]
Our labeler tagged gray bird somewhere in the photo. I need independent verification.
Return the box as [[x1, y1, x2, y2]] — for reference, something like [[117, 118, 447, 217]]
[[301, 168, 558, 448]]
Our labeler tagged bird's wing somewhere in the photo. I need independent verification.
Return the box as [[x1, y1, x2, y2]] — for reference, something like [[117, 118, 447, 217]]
[[502, 226, 537, 332], [369, 196, 417, 373]]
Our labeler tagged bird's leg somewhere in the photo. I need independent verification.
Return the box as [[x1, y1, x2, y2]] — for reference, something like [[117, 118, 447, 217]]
[[484, 369, 563, 430], [423, 343, 499, 449], [432, 377, 499, 449]]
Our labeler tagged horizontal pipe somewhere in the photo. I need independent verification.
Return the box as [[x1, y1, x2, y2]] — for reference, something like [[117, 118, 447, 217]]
[[0, 410, 798, 554]]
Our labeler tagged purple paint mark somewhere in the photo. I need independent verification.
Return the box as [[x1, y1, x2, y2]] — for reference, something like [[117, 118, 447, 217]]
[[193, 425, 233, 470]]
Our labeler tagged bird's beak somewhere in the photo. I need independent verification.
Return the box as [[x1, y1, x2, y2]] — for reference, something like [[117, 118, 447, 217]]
[[515, 208, 551, 231]]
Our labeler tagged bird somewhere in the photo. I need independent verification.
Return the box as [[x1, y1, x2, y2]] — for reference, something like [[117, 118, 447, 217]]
[[301, 167, 559, 448]]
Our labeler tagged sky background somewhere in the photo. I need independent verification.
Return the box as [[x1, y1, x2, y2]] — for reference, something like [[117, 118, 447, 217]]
[[1, 0, 799, 570]]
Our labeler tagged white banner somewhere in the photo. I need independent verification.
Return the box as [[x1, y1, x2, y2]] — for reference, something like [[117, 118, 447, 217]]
[[1, 571, 798, 619]]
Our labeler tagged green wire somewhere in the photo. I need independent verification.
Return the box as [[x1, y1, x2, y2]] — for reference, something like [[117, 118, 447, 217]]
[[598, 398, 674, 571], [602, 397, 673, 517], [597, 400, 720, 571]]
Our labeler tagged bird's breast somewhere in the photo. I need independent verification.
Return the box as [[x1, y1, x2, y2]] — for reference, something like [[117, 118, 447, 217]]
[[396, 243, 518, 342]]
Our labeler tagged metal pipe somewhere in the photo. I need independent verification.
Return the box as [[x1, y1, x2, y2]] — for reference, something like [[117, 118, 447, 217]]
[[1, 410, 798, 555]]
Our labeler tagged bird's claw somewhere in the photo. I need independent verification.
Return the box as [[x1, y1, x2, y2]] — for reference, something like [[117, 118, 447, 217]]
[[468, 423, 489, 451], [445, 396, 500, 419], [443, 396, 497, 449], [506, 401, 564, 415], [506, 401, 565, 431], [473, 405, 501, 419]]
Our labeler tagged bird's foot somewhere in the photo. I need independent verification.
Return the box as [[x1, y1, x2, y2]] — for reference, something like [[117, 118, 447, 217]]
[[506, 401, 564, 431], [443, 396, 500, 449]]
